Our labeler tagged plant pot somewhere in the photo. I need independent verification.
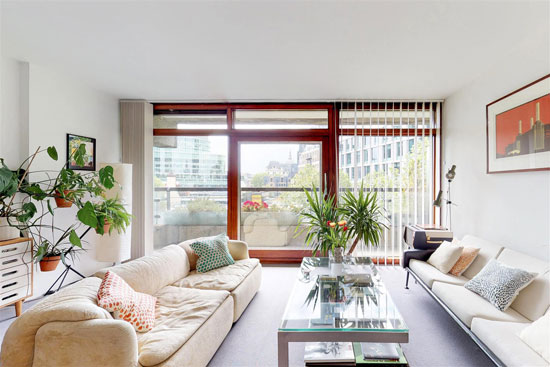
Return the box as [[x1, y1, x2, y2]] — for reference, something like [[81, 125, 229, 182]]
[[54, 190, 73, 208], [39, 256, 60, 272], [96, 220, 111, 234], [0, 217, 21, 241]]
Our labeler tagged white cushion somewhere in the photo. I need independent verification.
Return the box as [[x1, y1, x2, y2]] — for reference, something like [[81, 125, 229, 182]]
[[472, 318, 549, 367], [460, 235, 504, 279], [511, 271, 550, 322], [497, 248, 550, 274], [432, 281, 529, 327], [519, 313, 550, 363], [409, 259, 468, 288], [427, 241, 463, 273]]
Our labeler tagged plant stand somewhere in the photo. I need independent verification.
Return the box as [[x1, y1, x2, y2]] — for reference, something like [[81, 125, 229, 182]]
[[44, 263, 86, 296]]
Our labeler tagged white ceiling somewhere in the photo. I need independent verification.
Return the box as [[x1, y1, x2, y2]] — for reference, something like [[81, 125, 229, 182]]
[[2, 1, 549, 101]]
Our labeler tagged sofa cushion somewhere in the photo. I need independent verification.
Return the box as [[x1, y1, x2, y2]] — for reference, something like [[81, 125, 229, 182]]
[[460, 235, 504, 279], [464, 259, 537, 311], [95, 245, 190, 295], [496, 249, 550, 321], [449, 246, 480, 276], [471, 318, 549, 367], [432, 281, 529, 327], [511, 271, 550, 322], [173, 258, 260, 291], [519, 313, 550, 363], [409, 259, 468, 288], [97, 271, 157, 332], [190, 234, 235, 273], [427, 241, 463, 273], [137, 286, 230, 367]]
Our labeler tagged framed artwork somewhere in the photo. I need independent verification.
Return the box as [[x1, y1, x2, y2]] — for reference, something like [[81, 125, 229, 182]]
[[486, 75, 550, 173], [66, 134, 96, 171]]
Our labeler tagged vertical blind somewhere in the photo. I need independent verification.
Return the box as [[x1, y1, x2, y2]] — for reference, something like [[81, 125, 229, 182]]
[[337, 101, 442, 264]]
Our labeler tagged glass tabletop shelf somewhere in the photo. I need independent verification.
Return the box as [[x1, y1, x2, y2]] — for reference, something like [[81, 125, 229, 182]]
[[279, 257, 408, 333]]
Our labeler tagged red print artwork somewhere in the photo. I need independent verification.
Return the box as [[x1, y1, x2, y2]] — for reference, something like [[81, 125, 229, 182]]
[[495, 94, 550, 159]]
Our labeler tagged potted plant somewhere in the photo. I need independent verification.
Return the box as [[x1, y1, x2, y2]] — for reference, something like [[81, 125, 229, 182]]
[[338, 182, 388, 255], [77, 197, 132, 235], [34, 226, 83, 272], [295, 183, 338, 256], [0, 145, 129, 273]]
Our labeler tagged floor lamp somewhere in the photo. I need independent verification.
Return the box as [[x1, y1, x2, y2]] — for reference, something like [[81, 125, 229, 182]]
[[433, 165, 457, 231], [95, 163, 132, 264]]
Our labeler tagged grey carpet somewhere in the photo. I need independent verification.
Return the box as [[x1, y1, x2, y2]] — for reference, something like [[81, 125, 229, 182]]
[[0, 265, 494, 367], [208, 265, 494, 367]]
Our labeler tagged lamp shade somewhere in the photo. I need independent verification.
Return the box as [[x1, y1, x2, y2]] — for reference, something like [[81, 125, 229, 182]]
[[95, 163, 132, 263], [433, 190, 443, 207]]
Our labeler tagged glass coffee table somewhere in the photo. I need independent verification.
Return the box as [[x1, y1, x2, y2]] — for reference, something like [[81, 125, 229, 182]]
[[278, 257, 408, 367]]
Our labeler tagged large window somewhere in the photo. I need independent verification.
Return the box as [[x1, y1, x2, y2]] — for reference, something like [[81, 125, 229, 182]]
[[240, 142, 321, 249], [153, 102, 440, 263], [153, 135, 228, 248]]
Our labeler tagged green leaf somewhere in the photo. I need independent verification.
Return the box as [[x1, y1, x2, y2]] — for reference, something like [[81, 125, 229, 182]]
[[69, 229, 82, 248], [77, 201, 98, 228], [17, 202, 37, 222], [47, 146, 58, 161], [98, 165, 115, 189], [74, 144, 87, 167]]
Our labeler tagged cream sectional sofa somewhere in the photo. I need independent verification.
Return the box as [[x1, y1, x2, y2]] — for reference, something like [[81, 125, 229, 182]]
[[0, 238, 262, 367], [407, 235, 550, 367]]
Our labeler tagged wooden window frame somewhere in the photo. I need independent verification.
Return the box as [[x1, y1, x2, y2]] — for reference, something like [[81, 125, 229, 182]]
[[153, 102, 439, 263]]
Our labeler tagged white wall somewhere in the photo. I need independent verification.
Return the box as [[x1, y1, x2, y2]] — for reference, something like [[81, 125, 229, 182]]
[[1, 58, 121, 297], [443, 28, 550, 261]]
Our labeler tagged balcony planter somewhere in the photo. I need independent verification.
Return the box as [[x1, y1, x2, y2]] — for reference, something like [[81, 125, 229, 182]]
[[0, 217, 21, 241], [39, 256, 60, 272]]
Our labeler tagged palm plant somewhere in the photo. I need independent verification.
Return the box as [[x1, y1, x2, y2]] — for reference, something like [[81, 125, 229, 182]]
[[295, 184, 338, 256], [338, 182, 388, 255]]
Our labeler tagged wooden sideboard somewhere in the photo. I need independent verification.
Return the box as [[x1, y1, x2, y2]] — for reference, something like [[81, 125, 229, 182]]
[[0, 238, 33, 316]]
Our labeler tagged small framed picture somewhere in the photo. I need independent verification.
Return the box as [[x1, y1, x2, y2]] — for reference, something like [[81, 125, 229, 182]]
[[67, 134, 96, 171], [486, 75, 550, 174]]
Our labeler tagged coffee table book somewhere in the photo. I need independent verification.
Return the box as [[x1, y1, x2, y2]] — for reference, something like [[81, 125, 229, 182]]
[[353, 343, 408, 366]]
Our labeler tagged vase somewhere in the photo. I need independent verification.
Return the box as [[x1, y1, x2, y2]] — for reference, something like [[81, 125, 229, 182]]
[[331, 247, 344, 264], [0, 217, 21, 241]]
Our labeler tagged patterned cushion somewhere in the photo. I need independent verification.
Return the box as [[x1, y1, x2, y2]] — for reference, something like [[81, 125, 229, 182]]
[[449, 247, 480, 276], [189, 234, 235, 273], [465, 259, 537, 311], [97, 271, 157, 332]]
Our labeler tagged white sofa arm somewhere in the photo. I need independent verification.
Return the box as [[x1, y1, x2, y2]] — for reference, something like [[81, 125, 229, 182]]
[[228, 240, 250, 260], [33, 319, 138, 367]]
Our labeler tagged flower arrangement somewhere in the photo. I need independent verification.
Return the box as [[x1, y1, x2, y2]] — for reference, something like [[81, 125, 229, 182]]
[[242, 200, 268, 212], [325, 220, 350, 252]]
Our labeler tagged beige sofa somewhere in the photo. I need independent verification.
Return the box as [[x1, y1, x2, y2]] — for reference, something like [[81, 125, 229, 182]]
[[0, 238, 262, 367], [408, 235, 550, 367]]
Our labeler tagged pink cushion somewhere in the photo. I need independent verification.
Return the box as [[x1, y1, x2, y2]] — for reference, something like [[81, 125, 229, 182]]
[[97, 271, 156, 332]]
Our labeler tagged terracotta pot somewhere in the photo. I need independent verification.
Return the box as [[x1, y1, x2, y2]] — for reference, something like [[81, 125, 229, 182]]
[[54, 190, 73, 208], [95, 220, 111, 235], [39, 256, 60, 272]]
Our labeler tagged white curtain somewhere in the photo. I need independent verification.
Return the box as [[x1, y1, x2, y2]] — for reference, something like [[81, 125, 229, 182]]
[[337, 101, 442, 263]]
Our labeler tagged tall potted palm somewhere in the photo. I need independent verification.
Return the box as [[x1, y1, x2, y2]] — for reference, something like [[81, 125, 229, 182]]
[[339, 183, 388, 255]]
